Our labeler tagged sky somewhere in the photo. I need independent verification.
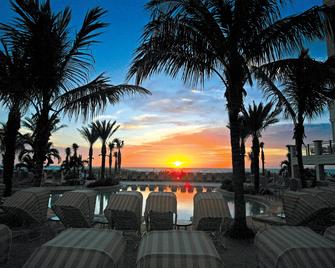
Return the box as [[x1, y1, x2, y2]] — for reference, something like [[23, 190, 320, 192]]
[[0, 0, 333, 169]]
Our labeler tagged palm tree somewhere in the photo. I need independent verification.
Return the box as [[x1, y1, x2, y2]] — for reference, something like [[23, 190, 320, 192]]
[[108, 142, 115, 176], [260, 142, 265, 176], [247, 151, 254, 174], [92, 120, 120, 179], [1, 0, 150, 186], [113, 151, 118, 174], [127, 0, 333, 237], [0, 40, 30, 196], [242, 102, 279, 192], [78, 126, 99, 179], [72, 144, 79, 158], [65, 147, 71, 163], [17, 141, 61, 170], [113, 138, 124, 172], [255, 49, 335, 187]]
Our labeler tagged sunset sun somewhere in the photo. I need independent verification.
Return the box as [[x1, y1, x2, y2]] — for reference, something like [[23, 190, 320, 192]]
[[172, 161, 183, 167]]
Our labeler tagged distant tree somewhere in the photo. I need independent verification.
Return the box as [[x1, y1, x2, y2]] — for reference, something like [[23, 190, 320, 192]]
[[108, 142, 115, 176], [242, 102, 279, 192], [78, 126, 99, 179], [92, 120, 119, 179], [65, 147, 71, 164], [113, 138, 124, 172], [61, 144, 85, 182], [113, 151, 118, 174], [1, 0, 150, 187], [255, 49, 335, 187]]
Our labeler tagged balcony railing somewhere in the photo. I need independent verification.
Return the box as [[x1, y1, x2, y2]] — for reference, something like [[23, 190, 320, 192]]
[[304, 140, 335, 156]]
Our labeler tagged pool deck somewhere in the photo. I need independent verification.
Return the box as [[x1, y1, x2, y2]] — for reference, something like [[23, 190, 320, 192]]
[[4, 183, 282, 267], [3, 220, 262, 268]]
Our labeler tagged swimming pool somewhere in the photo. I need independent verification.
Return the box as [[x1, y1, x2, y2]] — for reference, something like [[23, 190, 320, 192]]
[[49, 182, 267, 220]]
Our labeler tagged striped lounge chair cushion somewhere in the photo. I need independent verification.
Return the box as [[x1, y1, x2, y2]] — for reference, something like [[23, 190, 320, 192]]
[[2, 187, 50, 224], [0, 224, 12, 263], [255, 226, 335, 268], [53, 190, 96, 228], [0, 183, 5, 197], [145, 192, 177, 230], [324, 225, 335, 243], [193, 192, 231, 229], [137, 230, 223, 268], [104, 191, 143, 231], [283, 191, 330, 225], [23, 228, 126, 268], [145, 192, 177, 214]]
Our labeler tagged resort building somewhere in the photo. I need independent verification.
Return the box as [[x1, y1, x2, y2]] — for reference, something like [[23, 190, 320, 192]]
[[289, 0, 335, 181]]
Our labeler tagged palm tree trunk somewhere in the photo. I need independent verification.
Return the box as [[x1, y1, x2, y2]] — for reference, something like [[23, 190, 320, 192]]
[[252, 136, 260, 193], [118, 149, 121, 172], [114, 153, 118, 174], [240, 140, 246, 182], [101, 143, 106, 180], [32, 111, 51, 186], [294, 122, 306, 187], [226, 81, 252, 238], [2, 106, 21, 196], [109, 152, 112, 176], [261, 148, 265, 176], [88, 144, 93, 178]]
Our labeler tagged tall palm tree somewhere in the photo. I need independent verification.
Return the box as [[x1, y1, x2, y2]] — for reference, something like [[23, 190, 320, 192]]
[[92, 120, 120, 180], [127, 0, 333, 237], [78, 126, 99, 179], [255, 49, 335, 187], [260, 142, 265, 176], [113, 138, 124, 172], [242, 102, 279, 192], [0, 40, 30, 196], [108, 142, 115, 176], [1, 0, 150, 186]]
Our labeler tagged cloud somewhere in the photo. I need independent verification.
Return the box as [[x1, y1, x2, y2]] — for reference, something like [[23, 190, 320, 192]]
[[93, 114, 117, 121], [133, 114, 159, 122]]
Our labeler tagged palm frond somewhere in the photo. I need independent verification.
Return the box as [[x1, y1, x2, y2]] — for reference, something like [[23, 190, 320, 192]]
[[55, 74, 151, 120]]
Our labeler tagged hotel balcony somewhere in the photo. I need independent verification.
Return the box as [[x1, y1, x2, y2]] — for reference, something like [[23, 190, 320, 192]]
[[289, 140, 335, 180]]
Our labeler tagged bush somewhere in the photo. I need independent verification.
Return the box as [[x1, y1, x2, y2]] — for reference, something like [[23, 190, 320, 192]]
[[86, 179, 119, 188], [221, 178, 233, 192]]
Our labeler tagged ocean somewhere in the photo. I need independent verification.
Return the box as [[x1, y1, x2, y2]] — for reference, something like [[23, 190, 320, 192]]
[[2, 165, 335, 175]]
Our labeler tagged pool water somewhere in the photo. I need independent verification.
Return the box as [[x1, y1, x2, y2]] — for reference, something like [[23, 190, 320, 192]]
[[49, 184, 267, 220]]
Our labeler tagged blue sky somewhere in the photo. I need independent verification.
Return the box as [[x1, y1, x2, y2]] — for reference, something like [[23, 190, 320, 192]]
[[0, 0, 333, 168]]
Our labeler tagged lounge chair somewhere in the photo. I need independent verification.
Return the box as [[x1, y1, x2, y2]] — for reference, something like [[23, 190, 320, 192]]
[[283, 191, 334, 231], [52, 190, 96, 228], [137, 230, 223, 268], [253, 190, 335, 230], [255, 226, 335, 268], [193, 192, 232, 232], [1, 187, 50, 225], [0, 224, 12, 264], [23, 228, 126, 268], [324, 225, 335, 243], [104, 191, 143, 233], [0, 183, 5, 198], [145, 192, 177, 231]]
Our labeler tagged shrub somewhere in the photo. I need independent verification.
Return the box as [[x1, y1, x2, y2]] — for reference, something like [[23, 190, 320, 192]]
[[221, 178, 233, 192], [86, 179, 119, 188]]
